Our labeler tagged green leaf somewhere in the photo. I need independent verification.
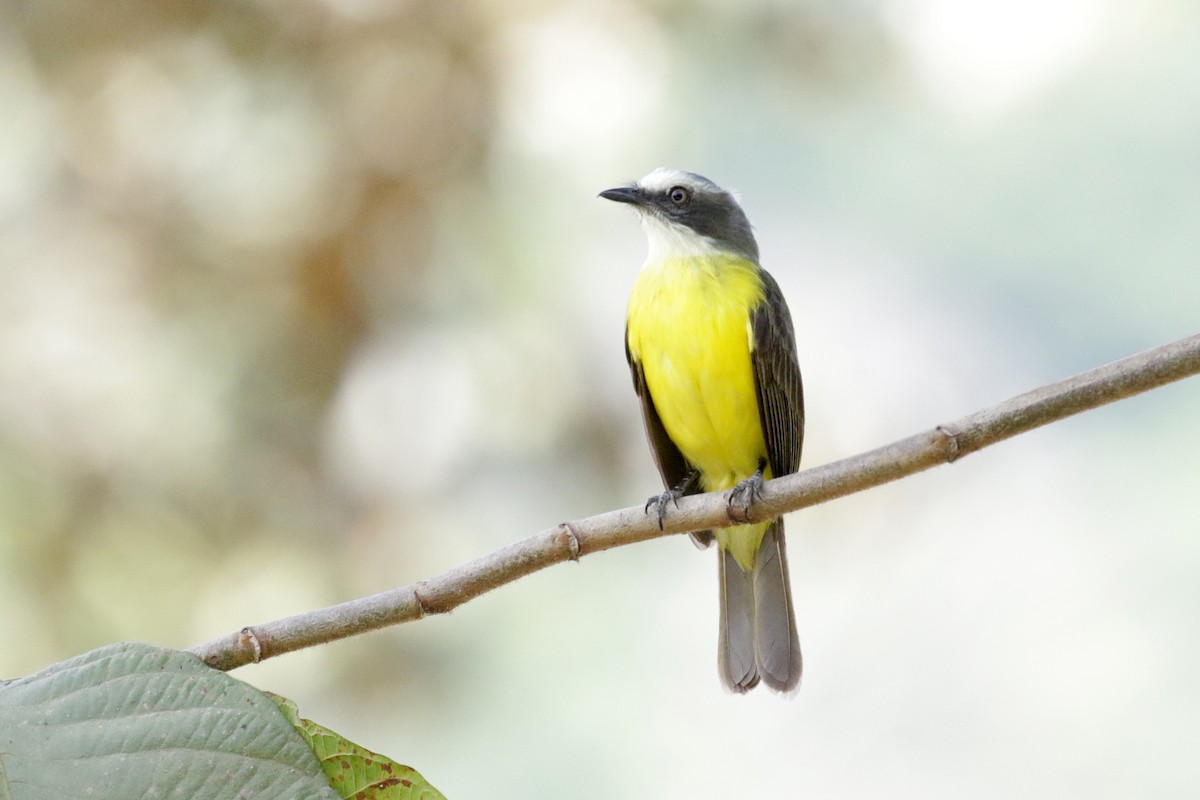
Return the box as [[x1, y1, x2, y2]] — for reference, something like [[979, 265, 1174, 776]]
[[268, 694, 447, 800], [0, 642, 339, 800]]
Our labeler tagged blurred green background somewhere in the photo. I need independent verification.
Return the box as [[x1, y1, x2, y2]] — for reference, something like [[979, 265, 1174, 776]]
[[1, 0, 1198, 796]]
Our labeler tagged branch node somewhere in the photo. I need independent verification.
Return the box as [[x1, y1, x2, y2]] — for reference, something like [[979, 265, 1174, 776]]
[[936, 424, 962, 463], [557, 522, 582, 561], [411, 582, 432, 618], [238, 627, 264, 663]]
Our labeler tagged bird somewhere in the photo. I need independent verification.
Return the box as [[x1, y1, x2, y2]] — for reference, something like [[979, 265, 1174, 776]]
[[601, 168, 804, 693]]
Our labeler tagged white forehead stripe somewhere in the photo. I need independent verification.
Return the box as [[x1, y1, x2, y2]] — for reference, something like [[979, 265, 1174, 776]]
[[637, 167, 723, 195], [639, 167, 694, 192]]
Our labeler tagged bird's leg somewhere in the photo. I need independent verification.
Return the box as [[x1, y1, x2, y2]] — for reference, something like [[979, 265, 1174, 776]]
[[726, 458, 768, 523], [645, 469, 700, 530]]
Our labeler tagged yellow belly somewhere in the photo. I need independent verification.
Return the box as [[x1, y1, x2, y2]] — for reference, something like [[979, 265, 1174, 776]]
[[627, 254, 773, 570]]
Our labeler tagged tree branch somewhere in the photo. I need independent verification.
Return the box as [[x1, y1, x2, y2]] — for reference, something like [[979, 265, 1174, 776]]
[[190, 332, 1200, 671]]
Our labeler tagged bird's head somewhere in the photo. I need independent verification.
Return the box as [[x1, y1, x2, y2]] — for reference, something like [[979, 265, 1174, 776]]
[[600, 168, 759, 263]]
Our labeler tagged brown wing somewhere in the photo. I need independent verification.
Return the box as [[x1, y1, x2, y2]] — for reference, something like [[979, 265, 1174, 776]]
[[626, 331, 713, 547], [750, 269, 805, 477]]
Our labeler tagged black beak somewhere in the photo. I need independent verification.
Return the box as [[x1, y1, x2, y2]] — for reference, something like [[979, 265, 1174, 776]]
[[598, 185, 643, 205]]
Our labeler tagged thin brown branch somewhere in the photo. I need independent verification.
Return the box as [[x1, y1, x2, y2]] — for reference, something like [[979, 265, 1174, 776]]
[[189, 333, 1200, 671]]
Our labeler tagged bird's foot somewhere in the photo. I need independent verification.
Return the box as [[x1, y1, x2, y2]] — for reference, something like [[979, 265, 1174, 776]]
[[645, 487, 685, 531], [726, 464, 766, 523], [644, 470, 699, 530]]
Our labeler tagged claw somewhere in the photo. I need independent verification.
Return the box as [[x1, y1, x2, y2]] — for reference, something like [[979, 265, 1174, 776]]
[[643, 469, 699, 530], [726, 462, 767, 523], [645, 488, 684, 530]]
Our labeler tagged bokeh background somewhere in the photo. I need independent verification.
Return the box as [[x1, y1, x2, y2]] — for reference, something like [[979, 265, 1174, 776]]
[[2, 0, 1198, 796]]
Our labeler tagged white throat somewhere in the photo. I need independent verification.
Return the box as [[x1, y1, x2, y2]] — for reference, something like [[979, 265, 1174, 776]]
[[638, 212, 723, 265]]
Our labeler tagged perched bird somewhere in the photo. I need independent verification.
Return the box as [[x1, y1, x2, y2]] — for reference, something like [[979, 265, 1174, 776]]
[[601, 169, 804, 693]]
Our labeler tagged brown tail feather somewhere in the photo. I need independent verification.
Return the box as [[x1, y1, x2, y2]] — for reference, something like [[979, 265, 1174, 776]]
[[717, 520, 801, 693]]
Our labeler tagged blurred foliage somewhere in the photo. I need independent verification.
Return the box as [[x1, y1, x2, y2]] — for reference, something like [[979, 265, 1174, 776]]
[[1, 0, 498, 660]]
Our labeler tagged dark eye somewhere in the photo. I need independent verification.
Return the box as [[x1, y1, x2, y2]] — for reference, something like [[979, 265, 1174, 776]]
[[668, 186, 691, 205]]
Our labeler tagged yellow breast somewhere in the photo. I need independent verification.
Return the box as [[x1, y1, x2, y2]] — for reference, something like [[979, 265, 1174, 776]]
[[626, 254, 770, 493]]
